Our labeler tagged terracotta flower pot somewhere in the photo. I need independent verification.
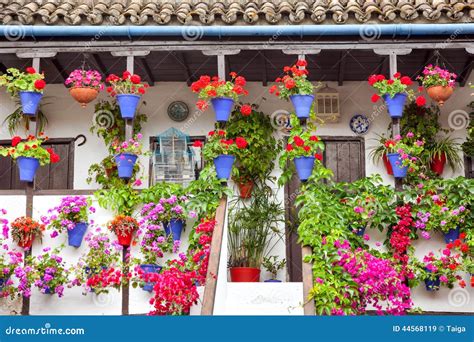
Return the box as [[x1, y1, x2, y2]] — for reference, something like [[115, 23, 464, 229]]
[[70, 87, 99, 108], [117, 230, 133, 247], [426, 86, 453, 106], [230, 267, 260, 282], [430, 153, 446, 176], [382, 153, 393, 175], [18, 235, 33, 249], [237, 181, 254, 199]]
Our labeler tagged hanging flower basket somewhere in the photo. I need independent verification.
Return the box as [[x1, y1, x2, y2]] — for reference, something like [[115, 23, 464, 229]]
[[387, 153, 408, 178], [230, 267, 260, 282], [424, 275, 441, 291], [107, 215, 139, 247], [139, 264, 163, 292], [430, 153, 446, 176], [294, 156, 316, 181], [106, 71, 148, 119], [0, 67, 46, 116], [17, 156, 40, 182], [67, 222, 88, 247], [69, 88, 99, 108], [289, 94, 315, 119], [417, 65, 457, 107], [383, 93, 407, 118], [114, 153, 138, 179], [163, 218, 184, 242], [11, 216, 44, 249], [213, 155, 235, 180], [18, 235, 34, 249], [426, 86, 454, 107], [211, 97, 235, 122], [443, 226, 460, 243]]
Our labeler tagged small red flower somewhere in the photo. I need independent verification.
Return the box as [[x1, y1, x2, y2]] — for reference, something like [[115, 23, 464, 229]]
[[138, 87, 146, 95], [393, 72, 401, 79], [34, 79, 46, 90], [122, 71, 131, 80], [240, 104, 252, 116], [415, 95, 426, 107], [371, 94, 380, 103], [11, 136, 21, 147], [293, 136, 304, 147], [400, 76, 412, 86], [286, 144, 293, 152], [284, 79, 295, 89], [26, 67, 36, 74], [296, 59, 307, 67], [303, 146, 310, 152], [309, 135, 319, 142], [130, 74, 141, 84], [235, 137, 248, 149], [192, 140, 203, 148], [314, 153, 323, 161]]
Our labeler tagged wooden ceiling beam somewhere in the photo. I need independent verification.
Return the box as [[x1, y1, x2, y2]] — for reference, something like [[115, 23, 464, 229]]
[[89, 53, 107, 75], [174, 52, 193, 86], [49, 57, 68, 82], [458, 56, 473, 87], [337, 51, 346, 86], [138, 57, 155, 85], [260, 51, 268, 86]]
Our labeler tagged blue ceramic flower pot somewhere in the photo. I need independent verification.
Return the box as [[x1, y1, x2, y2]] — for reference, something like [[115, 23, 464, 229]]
[[383, 93, 407, 118], [264, 279, 282, 283], [293, 156, 315, 181], [424, 269, 440, 291], [163, 219, 184, 242], [114, 153, 138, 179], [443, 226, 460, 243], [67, 222, 88, 247], [116, 94, 141, 119], [387, 153, 408, 178], [139, 264, 162, 292], [213, 155, 235, 180], [211, 97, 234, 122], [19, 91, 43, 116], [349, 226, 366, 236], [17, 157, 40, 182], [289, 94, 314, 119]]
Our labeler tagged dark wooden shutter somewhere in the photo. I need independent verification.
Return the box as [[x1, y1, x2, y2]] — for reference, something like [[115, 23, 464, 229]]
[[465, 156, 474, 179], [285, 136, 365, 282], [0, 138, 74, 190]]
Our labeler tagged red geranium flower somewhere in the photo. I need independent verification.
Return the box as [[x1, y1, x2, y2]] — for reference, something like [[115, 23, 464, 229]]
[[296, 59, 307, 67], [293, 136, 304, 147], [26, 67, 36, 74], [371, 94, 380, 103], [235, 137, 248, 149], [286, 144, 293, 152], [393, 72, 401, 79], [11, 136, 22, 147], [400, 76, 412, 86], [415, 96, 426, 107], [130, 74, 141, 84], [192, 140, 203, 148], [309, 135, 319, 142], [34, 79, 46, 90], [240, 104, 252, 116], [314, 153, 323, 161]]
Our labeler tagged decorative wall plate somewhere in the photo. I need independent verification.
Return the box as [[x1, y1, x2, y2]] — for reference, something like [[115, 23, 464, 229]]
[[167, 101, 189, 122], [349, 114, 370, 135]]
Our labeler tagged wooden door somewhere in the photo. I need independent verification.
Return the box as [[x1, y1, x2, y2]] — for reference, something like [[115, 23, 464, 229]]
[[0, 138, 75, 190], [285, 137, 365, 281]]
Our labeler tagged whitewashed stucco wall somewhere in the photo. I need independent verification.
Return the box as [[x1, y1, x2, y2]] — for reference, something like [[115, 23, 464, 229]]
[[0, 78, 473, 314]]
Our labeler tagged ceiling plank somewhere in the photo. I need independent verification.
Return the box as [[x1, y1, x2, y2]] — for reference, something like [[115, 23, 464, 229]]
[[89, 53, 107, 75], [49, 58, 68, 82], [174, 52, 193, 86], [260, 51, 268, 86], [138, 57, 155, 85], [458, 56, 473, 87]]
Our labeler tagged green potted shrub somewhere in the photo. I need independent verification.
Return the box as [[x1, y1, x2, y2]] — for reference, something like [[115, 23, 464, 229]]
[[262, 256, 286, 282], [228, 187, 284, 282], [428, 136, 463, 175]]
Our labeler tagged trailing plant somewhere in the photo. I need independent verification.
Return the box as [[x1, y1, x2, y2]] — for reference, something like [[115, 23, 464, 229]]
[[3, 104, 48, 135], [140, 182, 184, 204], [0, 67, 45, 96], [0, 239, 24, 299], [228, 187, 284, 269], [269, 59, 319, 100], [191, 73, 248, 111], [95, 183, 141, 216], [227, 104, 280, 184], [0, 134, 60, 165]]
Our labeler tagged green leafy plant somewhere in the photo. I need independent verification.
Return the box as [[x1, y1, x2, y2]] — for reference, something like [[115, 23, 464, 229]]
[[383, 132, 425, 172], [202, 129, 248, 160], [269, 59, 319, 100], [95, 183, 140, 216], [3, 104, 48, 135], [428, 136, 463, 172], [262, 256, 286, 280], [368, 73, 425, 106], [228, 187, 284, 269], [0, 134, 60, 165], [0, 67, 45, 96], [461, 101, 474, 157]]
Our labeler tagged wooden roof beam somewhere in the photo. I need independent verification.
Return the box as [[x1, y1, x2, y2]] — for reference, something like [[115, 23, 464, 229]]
[[337, 51, 346, 86], [89, 53, 107, 75], [174, 52, 193, 86], [138, 57, 155, 86], [458, 57, 473, 87], [260, 51, 268, 86], [49, 57, 68, 82]]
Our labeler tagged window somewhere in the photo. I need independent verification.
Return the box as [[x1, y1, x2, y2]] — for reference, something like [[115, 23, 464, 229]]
[[0, 138, 75, 190], [149, 134, 205, 186]]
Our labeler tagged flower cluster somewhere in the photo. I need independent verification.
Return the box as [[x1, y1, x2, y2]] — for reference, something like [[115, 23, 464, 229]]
[[10, 216, 45, 247], [141, 195, 194, 224], [390, 204, 414, 278], [65, 69, 104, 90], [42, 195, 94, 234], [384, 132, 425, 172], [106, 71, 148, 96], [419, 245, 465, 290], [0, 133, 60, 165], [72, 227, 123, 294], [112, 133, 144, 155], [369, 73, 425, 106], [285, 133, 323, 160], [337, 246, 413, 315], [191, 73, 248, 111], [0, 241, 24, 299], [107, 214, 138, 239], [29, 246, 68, 297], [417, 65, 457, 89], [269, 59, 317, 100], [202, 129, 248, 160], [0, 67, 46, 96]]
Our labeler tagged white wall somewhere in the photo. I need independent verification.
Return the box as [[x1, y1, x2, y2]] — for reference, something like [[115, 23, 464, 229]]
[[0, 78, 472, 314]]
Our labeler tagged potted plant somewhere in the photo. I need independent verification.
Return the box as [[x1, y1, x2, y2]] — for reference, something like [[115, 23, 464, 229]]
[[428, 136, 463, 176], [202, 130, 248, 180], [369, 73, 426, 118], [280, 116, 324, 181], [191, 72, 248, 122], [233, 171, 254, 199], [383, 133, 424, 179], [112, 133, 143, 179], [0, 237, 24, 298], [262, 256, 286, 282], [65, 69, 104, 108], [269, 59, 319, 119], [10, 216, 45, 249], [107, 214, 138, 247], [0, 67, 46, 115], [417, 65, 456, 106], [369, 134, 394, 175], [0, 134, 60, 182], [419, 250, 463, 291], [44, 195, 94, 247], [72, 227, 123, 295], [228, 188, 284, 282], [29, 246, 67, 297], [106, 71, 148, 119]]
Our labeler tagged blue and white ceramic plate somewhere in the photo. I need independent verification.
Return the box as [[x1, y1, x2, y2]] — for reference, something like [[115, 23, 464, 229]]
[[349, 114, 370, 135]]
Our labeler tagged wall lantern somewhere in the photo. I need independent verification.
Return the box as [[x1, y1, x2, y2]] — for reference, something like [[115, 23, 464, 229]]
[[315, 84, 340, 123]]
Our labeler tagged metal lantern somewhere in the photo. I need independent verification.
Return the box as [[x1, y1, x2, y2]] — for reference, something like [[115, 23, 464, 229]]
[[315, 84, 340, 122]]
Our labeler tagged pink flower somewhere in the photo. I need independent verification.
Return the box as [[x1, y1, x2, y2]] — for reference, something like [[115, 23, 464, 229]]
[[440, 275, 448, 283]]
